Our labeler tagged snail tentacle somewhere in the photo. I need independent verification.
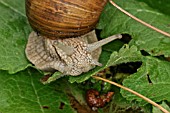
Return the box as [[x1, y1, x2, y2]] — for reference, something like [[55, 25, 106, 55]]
[[87, 34, 122, 52], [54, 42, 74, 56]]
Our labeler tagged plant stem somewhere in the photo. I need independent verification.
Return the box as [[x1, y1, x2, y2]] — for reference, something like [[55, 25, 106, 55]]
[[109, 0, 170, 38], [92, 76, 170, 113]]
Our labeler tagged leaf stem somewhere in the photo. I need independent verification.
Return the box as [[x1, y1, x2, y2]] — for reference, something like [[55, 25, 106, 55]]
[[92, 76, 170, 113], [109, 0, 170, 38]]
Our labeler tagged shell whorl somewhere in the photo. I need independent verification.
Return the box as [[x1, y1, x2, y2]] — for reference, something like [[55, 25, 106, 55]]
[[26, 0, 108, 39]]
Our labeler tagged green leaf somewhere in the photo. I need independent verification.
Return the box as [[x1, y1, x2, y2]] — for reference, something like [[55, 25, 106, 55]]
[[153, 101, 170, 113], [106, 45, 142, 67], [0, 0, 26, 15], [98, 0, 170, 56], [69, 45, 142, 83], [1, 0, 170, 112], [0, 0, 32, 74], [41, 72, 64, 85], [136, 0, 170, 15], [121, 57, 170, 105], [0, 69, 76, 113]]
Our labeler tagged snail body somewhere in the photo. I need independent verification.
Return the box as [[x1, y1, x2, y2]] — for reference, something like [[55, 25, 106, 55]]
[[25, 0, 122, 76], [26, 31, 102, 75]]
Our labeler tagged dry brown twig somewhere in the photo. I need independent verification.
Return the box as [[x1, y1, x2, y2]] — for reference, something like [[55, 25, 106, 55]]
[[93, 76, 170, 113]]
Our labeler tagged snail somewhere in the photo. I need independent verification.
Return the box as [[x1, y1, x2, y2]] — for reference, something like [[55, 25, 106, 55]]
[[25, 0, 122, 76]]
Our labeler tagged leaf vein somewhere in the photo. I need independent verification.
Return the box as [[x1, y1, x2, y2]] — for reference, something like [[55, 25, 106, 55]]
[[28, 70, 45, 113]]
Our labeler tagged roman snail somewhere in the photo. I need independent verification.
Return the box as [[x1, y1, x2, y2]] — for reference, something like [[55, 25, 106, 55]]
[[25, 0, 122, 76]]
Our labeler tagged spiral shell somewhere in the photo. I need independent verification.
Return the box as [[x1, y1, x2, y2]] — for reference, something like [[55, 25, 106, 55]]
[[26, 0, 108, 39]]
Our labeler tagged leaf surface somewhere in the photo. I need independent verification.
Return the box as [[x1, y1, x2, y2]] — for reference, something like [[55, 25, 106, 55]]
[[152, 102, 170, 113], [98, 0, 170, 56], [0, 0, 31, 74], [121, 57, 170, 105], [0, 69, 76, 113]]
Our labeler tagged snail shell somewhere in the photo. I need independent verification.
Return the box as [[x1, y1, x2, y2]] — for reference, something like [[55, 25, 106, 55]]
[[25, 0, 122, 76], [26, 0, 108, 39]]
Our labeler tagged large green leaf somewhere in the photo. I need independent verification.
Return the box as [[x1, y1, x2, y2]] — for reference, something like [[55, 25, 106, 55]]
[[153, 102, 170, 113], [98, 0, 170, 56], [121, 57, 170, 105], [0, 0, 31, 74], [0, 69, 76, 113]]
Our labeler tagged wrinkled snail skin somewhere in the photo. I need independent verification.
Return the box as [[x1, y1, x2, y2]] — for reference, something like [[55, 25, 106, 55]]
[[25, 31, 122, 76], [26, 31, 101, 75], [25, 0, 122, 76], [26, 0, 108, 38]]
